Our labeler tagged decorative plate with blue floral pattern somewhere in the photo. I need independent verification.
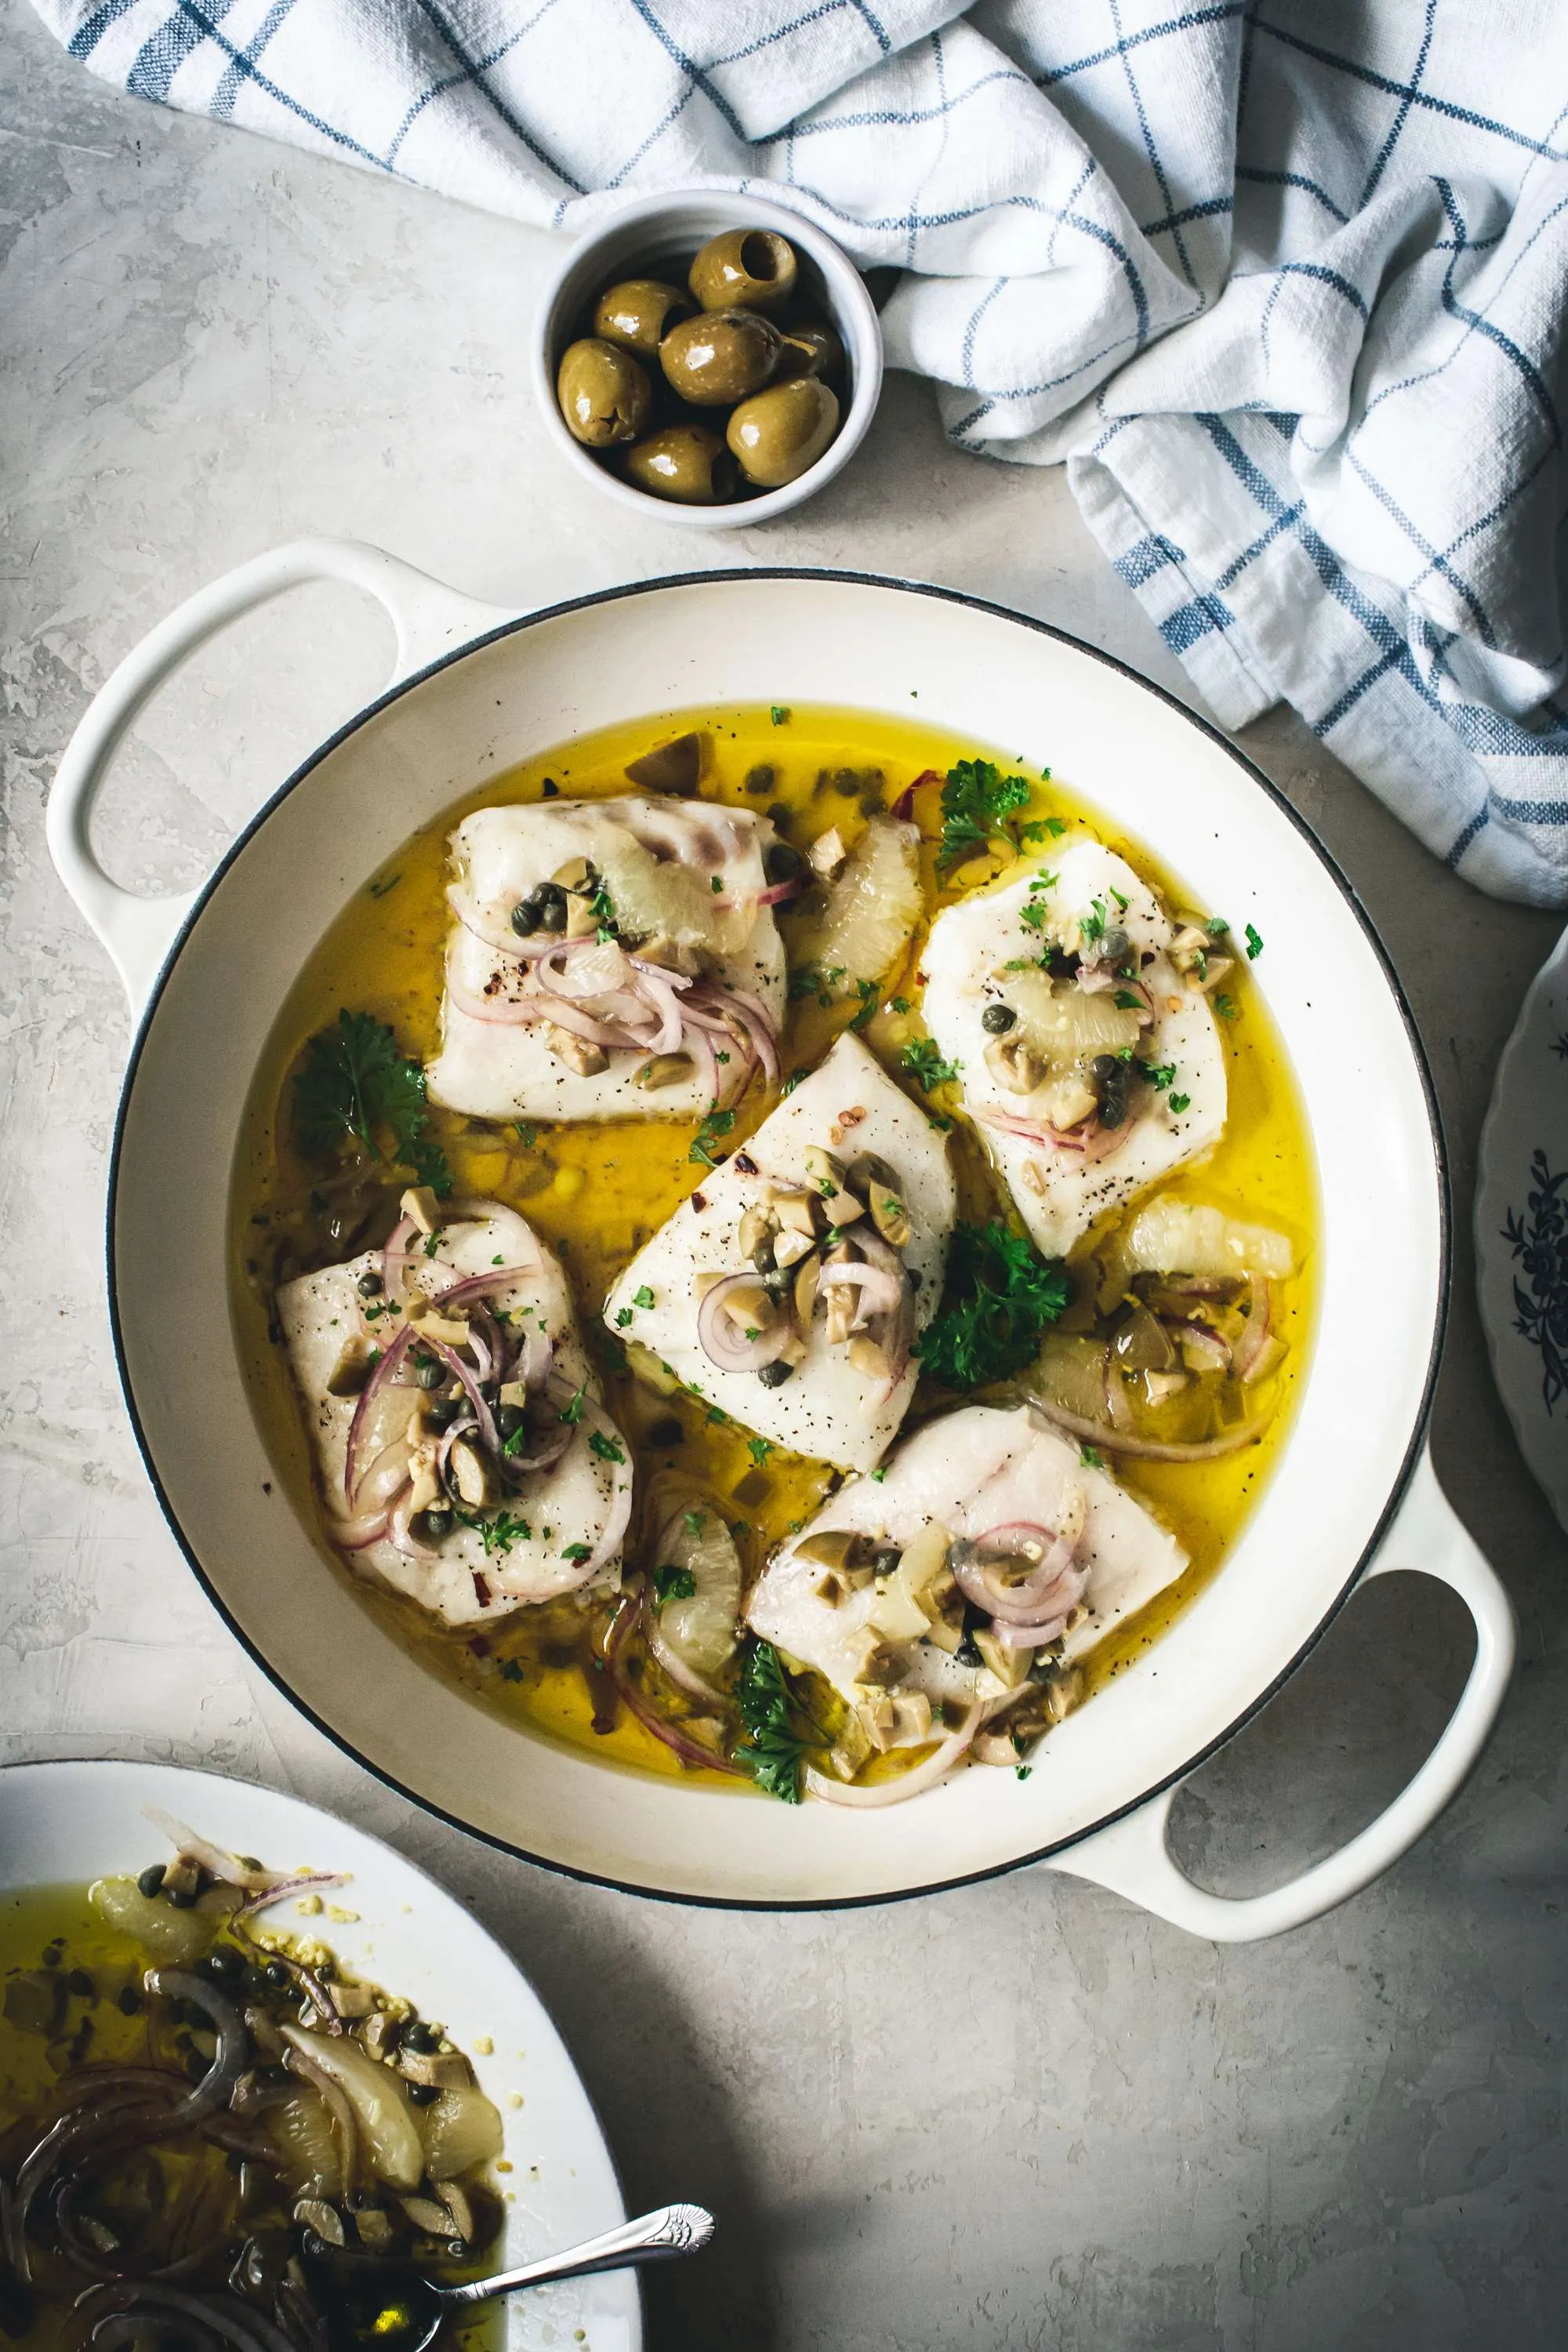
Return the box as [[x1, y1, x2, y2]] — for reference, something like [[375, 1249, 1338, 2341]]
[[1477, 926, 1568, 1534]]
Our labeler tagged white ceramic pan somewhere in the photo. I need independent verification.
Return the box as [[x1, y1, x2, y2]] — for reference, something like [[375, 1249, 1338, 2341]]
[[49, 541, 1515, 1940]]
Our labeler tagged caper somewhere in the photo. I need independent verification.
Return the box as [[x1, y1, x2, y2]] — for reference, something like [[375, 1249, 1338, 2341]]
[[757, 1359, 794, 1388], [556, 337, 652, 448], [423, 1396, 462, 1431], [413, 1355, 445, 1391], [982, 1003, 1017, 1034], [1091, 1052, 1131, 1131], [264, 1961, 291, 1990], [136, 1864, 166, 1899], [767, 801, 793, 832], [403, 2020, 438, 2053], [726, 377, 839, 489], [764, 841, 804, 885], [496, 1403, 527, 1439], [745, 764, 776, 795], [412, 1508, 454, 1543], [593, 277, 695, 358], [648, 1416, 683, 1448], [164, 1881, 198, 1911], [688, 228, 798, 314], [510, 895, 543, 937], [242, 1963, 272, 1998], [357, 1270, 383, 1298], [537, 887, 568, 931], [408, 2082, 440, 2107], [872, 1546, 902, 1577], [67, 1968, 94, 1997], [623, 422, 738, 505], [206, 1947, 244, 1981], [660, 307, 782, 405], [117, 1984, 142, 2016], [1099, 924, 1130, 963]]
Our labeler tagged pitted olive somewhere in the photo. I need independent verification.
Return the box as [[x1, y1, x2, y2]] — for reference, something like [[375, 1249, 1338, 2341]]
[[556, 337, 652, 447], [688, 228, 798, 314], [774, 318, 844, 383], [624, 422, 739, 504], [593, 278, 695, 358], [726, 377, 840, 488], [659, 307, 782, 405]]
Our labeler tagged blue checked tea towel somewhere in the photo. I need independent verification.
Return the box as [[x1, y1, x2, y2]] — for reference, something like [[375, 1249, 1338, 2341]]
[[30, 0, 1568, 906]]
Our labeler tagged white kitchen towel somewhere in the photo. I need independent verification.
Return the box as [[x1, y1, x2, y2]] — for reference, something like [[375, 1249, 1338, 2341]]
[[30, 0, 1568, 906]]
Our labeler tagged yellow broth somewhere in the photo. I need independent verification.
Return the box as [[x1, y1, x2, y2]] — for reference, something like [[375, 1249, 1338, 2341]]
[[230, 705, 1317, 1783], [0, 1884, 497, 2352]]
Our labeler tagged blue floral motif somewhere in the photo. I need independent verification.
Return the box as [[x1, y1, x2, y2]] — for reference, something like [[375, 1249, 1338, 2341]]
[[1504, 1149, 1568, 1414]]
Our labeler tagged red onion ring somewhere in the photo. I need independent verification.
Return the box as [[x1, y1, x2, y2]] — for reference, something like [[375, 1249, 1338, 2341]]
[[645, 1610, 729, 1706], [804, 1703, 985, 1808], [387, 1487, 439, 1560], [1180, 1321, 1232, 1374], [696, 1272, 797, 1374], [950, 1525, 1082, 1622], [356, 1435, 416, 1511], [1033, 1398, 1268, 1460], [446, 972, 539, 1026], [754, 874, 806, 906], [381, 1214, 419, 1308], [328, 1505, 394, 1550], [435, 1257, 543, 1307], [816, 1259, 905, 1323], [603, 1596, 746, 1776], [424, 1336, 500, 1456], [344, 1323, 415, 1500], [1233, 1277, 1273, 1381], [989, 1607, 1076, 1649]]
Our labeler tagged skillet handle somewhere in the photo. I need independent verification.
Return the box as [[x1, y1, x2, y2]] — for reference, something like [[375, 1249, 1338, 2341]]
[[1044, 1446, 1515, 1943], [45, 537, 514, 1014]]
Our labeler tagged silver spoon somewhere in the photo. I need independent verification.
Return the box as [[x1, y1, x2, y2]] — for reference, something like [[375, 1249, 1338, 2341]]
[[332, 2204, 715, 2350]]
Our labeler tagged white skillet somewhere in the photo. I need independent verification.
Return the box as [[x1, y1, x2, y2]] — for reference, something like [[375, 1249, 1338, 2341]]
[[46, 545, 1515, 1941]]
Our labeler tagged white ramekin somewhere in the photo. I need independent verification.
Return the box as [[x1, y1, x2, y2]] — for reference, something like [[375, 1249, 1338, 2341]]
[[532, 189, 884, 529]]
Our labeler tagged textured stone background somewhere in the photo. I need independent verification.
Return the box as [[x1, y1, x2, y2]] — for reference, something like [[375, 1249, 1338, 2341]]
[[2, 5, 1566, 2343]]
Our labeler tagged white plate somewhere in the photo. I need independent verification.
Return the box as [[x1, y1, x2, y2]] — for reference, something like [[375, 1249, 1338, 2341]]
[[1476, 924, 1568, 1534], [0, 1759, 641, 2352]]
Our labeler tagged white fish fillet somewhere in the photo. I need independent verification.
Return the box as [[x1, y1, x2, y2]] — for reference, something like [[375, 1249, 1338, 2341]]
[[603, 1033, 955, 1472], [746, 1403, 1189, 1704], [426, 797, 786, 1123], [278, 1203, 629, 1629], [922, 838, 1226, 1257]]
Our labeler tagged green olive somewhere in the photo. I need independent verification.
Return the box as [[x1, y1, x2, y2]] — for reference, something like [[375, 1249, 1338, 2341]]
[[688, 228, 798, 314], [775, 318, 844, 383], [556, 337, 652, 448], [659, 307, 781, 405], [624, 423, 739, 504], [593, 278, 695, 359], [726, 377, 840, 488]]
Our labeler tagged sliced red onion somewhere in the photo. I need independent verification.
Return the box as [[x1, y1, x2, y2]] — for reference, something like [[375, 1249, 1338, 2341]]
[[140, 1811, 281, 1893], [604, 1598, 745, 1775], [804, 1703, 984, 1808], [434, 1414, 477, 1488], [387, 1487, 439, 1561], [1033, 1398, 1268, 1461], [499, 1414, 575, 1479], [515, 1319, 554, 1392], [435, 1258, 543, 1309], [425, 1336, 500, 1456], [328, 1504, 394, 1550], [446, 971, 539, 1026], [235, 1868, 347, 1918], [344, 1322, 415, 1499], [645, 1610, 729, 1706], [975, 1105, 1128, 1163], [627, 960, 690, 1053], [754, 874, 806, 906], [465, 1319, 495, 1385], [989, 1609, 1074, 1650], [1233, 1278, 1273, 1381], [357, 1435, 415, 1510], [696, 1272, 796, 1374], [951, 1526, 1082, 1622], [717, 985, 780, 1087], [848, 1225, 918, 1388]]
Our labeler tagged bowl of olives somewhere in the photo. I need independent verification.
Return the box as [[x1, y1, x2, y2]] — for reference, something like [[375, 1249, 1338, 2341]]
[[535, 191, 883, 527]]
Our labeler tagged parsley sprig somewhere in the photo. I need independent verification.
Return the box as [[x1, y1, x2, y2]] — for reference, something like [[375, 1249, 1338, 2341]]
[[734, 1639, 816, 1803], [293, 1010, 452, 1195], [901, 1039, 961, 1094], [937, 758, 1053, 872], [652, 1564, 697, 1606], [916, 1219, 1070, 1388]]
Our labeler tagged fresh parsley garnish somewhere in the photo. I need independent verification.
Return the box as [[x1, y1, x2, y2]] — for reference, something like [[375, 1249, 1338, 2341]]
[[561, 1541, 592, 1564], [1080, 1446, 1105, 1470], [454, 1508, 532, 1555], [1245, 924, 1265, 960], [365, 872, 401, 900], [916, 1220, 1070, 1388], [1080, 898, 1108, 947], [683, 1509, 704, 1535], [614, 1308, 633, 1328], [937, 758, 1036, 872], [1114, 989, 1144, 1011], [652, 1564, 697, 1606], [514, 1121, 539, 1147], [293, 1010, 452, 1195], [770, 705, 789, 726], [633, 1287, 655, 1309], [560, 1382, 587, 1425], [1168, 1092, 1192, 1115], [781, 1072, 805, 1094], [849, 978, 880, 1032], [690, 1107, 737, 1167], [1207, 916, 1229, 938], [1140, 1061, 1175, 1091], [746, 1436, 774, 1468], [1214, 992, 1238, 1021], [788, 961, 846, 1007], [734, 1639, 814, 1803], [901, 1039, 960, 1094], [890, 996, 911, 1015], [1018, 870, 1059, 933], [590, 880, 619, 942], [589, 1428, 625, 1465]]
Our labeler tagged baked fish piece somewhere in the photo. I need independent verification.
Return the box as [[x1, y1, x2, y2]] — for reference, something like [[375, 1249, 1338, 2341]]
[[746, 1401, 1188, 1783], [921, 837, 1228, 1258], [427, 795, 789, 1123], [604, 1033, 955, 1472], [278, 1197, 632, 1629]]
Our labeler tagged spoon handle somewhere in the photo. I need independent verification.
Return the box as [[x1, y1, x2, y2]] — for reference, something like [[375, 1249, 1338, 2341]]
[[439, 2203, 715, 2303]]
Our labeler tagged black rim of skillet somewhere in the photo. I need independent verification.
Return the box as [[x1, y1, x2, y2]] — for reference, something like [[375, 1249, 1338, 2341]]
[[104, 566, 1451, 1914]]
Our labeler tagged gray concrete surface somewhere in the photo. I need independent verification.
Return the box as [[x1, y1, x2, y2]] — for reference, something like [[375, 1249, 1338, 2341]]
[[3, 5, 1566, 2344]]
